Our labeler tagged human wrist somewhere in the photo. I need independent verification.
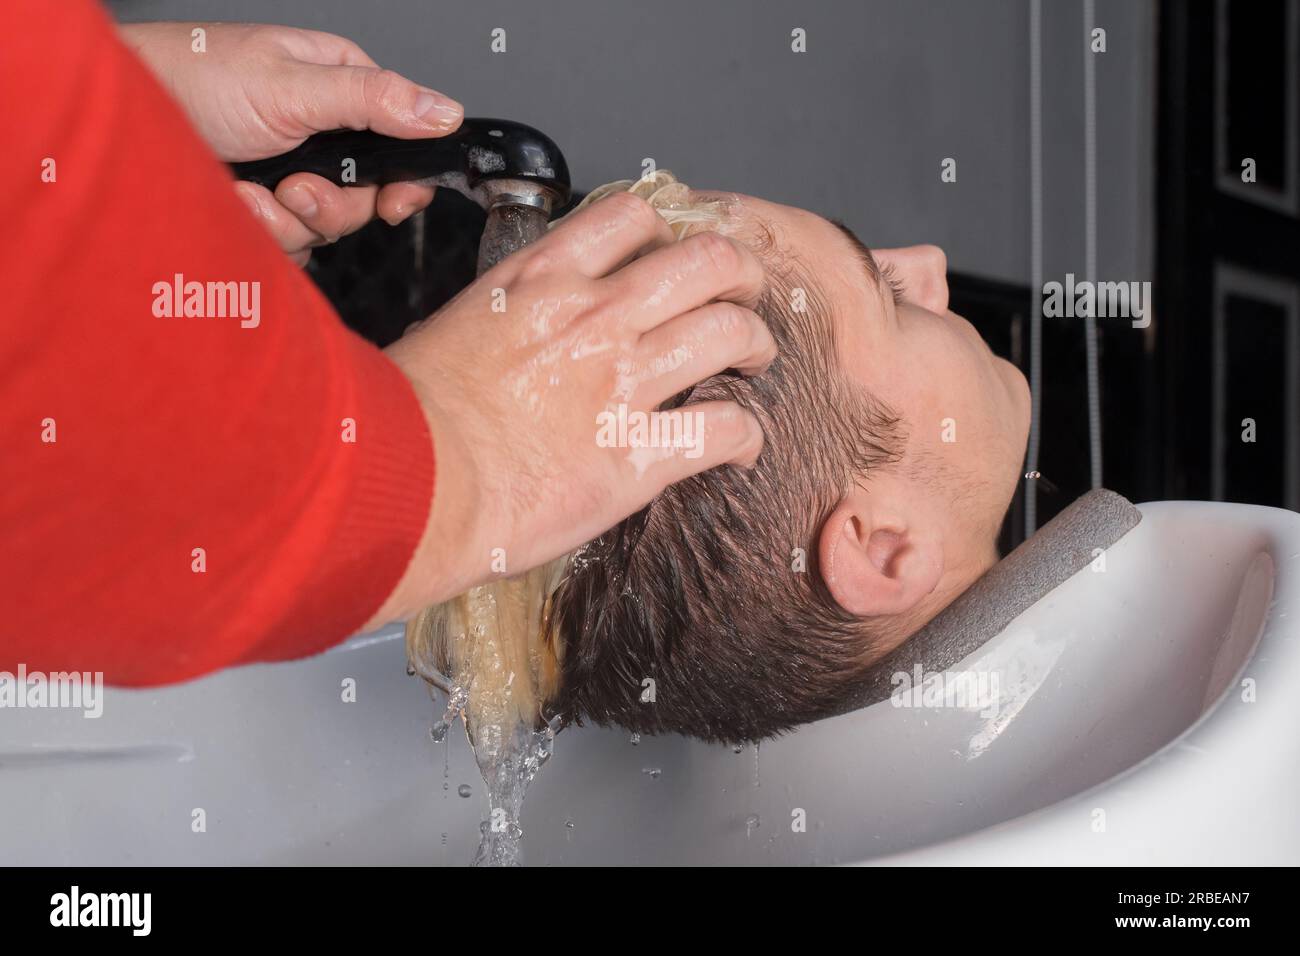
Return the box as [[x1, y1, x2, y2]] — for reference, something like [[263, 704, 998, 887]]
[[365, 365, 489, 626]]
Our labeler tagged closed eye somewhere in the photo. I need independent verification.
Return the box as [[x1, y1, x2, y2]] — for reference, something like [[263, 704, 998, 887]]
[[828, 218, 905, 306], [877, 259, 906, 305]]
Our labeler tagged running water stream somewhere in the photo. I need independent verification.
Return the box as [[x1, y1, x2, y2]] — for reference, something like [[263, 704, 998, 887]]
[[409, 560, 567, 866]]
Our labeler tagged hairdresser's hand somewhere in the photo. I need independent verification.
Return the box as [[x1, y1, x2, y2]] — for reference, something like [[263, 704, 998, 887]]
[[378, 193, 777, 614], [119, 22, 463, 265]]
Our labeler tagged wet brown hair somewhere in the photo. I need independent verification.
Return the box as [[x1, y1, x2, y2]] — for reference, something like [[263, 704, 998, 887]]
[[551, 219, 906, 744]]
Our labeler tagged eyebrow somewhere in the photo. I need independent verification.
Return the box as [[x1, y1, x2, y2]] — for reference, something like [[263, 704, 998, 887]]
[[828, 218, 883, 287]]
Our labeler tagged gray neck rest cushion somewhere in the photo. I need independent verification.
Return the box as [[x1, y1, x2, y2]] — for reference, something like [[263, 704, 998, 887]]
[[835, 488, 1143, 715]]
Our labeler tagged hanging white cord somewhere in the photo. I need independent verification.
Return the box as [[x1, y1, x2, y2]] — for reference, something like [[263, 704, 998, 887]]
[[1026, 0, 1044, 536], [1083, 0, 1104, 489]]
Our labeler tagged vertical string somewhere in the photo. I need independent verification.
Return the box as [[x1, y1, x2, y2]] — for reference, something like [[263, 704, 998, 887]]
[[1027, 0, 1044, 536], [1083, 0, 1104, 489]]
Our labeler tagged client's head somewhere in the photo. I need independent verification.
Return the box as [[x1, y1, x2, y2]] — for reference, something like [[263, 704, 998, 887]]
[[549, 173, 1032, 744]]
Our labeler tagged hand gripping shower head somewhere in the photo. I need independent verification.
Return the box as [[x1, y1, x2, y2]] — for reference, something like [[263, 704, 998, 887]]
[[228, 117, 571, 274]]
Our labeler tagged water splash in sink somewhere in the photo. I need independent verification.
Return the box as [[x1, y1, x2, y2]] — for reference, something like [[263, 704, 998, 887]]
[[407, 559, 568, 866]]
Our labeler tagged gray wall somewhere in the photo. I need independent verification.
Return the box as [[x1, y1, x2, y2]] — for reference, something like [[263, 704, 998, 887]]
[[111, 0, 1155, 287]]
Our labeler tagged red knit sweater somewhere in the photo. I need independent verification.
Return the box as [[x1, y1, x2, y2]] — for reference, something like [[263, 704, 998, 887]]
[[0, 0, 435, 684]]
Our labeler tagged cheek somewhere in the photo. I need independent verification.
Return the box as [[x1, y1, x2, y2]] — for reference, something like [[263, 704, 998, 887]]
[[907, 326, 998, 435], [902, 329, 1023, 504], [842, 309, 1018, 472]]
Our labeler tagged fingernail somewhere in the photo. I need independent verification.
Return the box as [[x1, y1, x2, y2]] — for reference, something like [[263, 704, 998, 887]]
[[414, 89, 463, 126], [281, 184, 318, 219], [237, 185, 270, 220]]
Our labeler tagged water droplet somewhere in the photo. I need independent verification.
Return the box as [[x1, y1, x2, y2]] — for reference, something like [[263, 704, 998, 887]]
[[642, 767, 662, 780], [630, 733, 641, 746], [565, 820, 576, 829], [745, 814, 761, 838], [458, 784, 473, 798], [732, 744, 744, 754]]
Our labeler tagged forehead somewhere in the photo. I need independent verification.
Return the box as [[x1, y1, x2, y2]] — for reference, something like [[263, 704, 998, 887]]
[[689, 189, 877, 310], [688, 189, 828, 241]]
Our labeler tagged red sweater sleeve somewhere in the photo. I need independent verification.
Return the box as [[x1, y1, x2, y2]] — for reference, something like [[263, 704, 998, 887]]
[[0, 0, 435, 684]]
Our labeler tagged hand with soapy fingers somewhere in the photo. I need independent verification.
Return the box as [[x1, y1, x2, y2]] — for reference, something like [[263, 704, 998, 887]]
[[375, 192, 777, 620], [118, 21, 462, 265]]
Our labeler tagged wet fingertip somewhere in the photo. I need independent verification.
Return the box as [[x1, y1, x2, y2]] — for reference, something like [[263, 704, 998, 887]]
[[280, 183, 319, 220], [733, 412, 765, 468], [389, 186, 436, 220]]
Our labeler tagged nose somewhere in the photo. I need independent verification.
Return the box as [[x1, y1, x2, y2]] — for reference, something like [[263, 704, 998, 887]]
[[875, 244, 949, 315]]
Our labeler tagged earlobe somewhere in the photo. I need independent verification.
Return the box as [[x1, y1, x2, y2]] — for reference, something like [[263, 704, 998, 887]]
[[818, 497, 943, 618]]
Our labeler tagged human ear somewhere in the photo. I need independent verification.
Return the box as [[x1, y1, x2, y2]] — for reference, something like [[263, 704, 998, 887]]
[[816, 491, 943, 617]]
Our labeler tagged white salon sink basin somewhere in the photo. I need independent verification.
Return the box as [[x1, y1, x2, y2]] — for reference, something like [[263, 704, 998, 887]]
[[1, 501, 1296, 865]]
